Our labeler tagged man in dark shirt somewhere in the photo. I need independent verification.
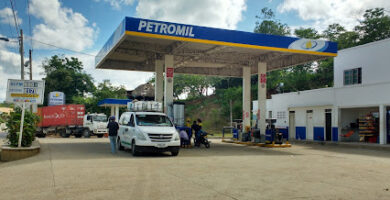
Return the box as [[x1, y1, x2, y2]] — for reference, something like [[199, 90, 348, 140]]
[[107, 116, 119, 154], [191, 121, 201, 147]]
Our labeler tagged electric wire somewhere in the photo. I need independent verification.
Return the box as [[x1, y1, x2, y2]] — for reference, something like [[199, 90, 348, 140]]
[[9, 0, 20, 37], [25, 36, 97, 57], [3, 0, 16, 39], [26, 0, 33, 51]]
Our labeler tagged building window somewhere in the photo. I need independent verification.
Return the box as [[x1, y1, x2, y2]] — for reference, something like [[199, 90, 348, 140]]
[[344, 68, 362, 85], [268, 111, 273, 118], [277, 111, 286, 119]]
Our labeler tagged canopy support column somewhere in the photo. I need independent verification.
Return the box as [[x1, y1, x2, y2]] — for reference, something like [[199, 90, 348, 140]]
[[242, 66, 251, 133], [155, 59, 164, 102], [379, 104, 387, 144], [257, 62, 267, 136], [115, 105, 119, 122], [164, 54, 174, 119], [110, 106, 114, 118]]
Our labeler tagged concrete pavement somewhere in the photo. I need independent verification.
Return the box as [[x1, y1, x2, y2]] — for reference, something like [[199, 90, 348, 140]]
[[1, 138, 390, 200]]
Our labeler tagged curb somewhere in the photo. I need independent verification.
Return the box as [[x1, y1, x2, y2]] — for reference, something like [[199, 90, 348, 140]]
[[291, 140, 390, 152], [1, 139, 41, 162]]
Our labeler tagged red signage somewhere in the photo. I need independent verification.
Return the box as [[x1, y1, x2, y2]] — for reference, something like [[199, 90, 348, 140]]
[[260, 74, 267, 84], [166, 67, 174, 78]]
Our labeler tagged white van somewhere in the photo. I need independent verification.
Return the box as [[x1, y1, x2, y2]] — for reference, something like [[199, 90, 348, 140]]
[[117, 111, 180, 156]]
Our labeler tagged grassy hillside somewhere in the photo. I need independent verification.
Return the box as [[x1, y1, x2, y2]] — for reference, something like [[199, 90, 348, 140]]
[[183, 95, 229, 134]]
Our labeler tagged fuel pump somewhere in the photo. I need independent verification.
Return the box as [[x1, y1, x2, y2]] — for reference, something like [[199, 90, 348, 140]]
[[265, 119, 283, 144]]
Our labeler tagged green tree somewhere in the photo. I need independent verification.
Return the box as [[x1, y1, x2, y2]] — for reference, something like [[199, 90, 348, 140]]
[[355, 8, 390, 44], [254, 7, 290, 36], [323, 23, 346, 41], [294, 27, 320, 39], [42, 55, 95, 105], [322, 23, 359, 50], [6, 107, 40, 147], [73, 80, 128, 115], [173, 74, 219, 99]]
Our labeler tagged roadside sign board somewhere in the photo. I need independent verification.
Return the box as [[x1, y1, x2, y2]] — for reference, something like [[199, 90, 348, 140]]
[[48, 91, 65, 106], [5, 79, 45, 104]]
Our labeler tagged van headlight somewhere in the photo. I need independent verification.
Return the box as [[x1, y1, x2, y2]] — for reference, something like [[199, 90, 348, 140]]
[[136, 132, 147, 140], [174, 134, 180, 141]]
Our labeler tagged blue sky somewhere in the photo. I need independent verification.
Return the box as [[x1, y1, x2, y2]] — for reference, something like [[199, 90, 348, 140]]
[[0, 0, 389, 101], [1, 0, 300, 53]]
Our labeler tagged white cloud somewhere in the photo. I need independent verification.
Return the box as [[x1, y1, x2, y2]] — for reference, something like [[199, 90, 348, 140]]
[[278, 0, 390, 31], [0, 34, 20, 76], [29, 0, 96, 51], [135, 0, 247, 29], [95, 0, 135, 10], [0, 7, 22, 27]]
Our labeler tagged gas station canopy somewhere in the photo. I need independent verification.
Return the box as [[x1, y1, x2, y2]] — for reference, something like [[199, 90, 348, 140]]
[[95, 17, 337, 77], [97, 98, 132, 108]]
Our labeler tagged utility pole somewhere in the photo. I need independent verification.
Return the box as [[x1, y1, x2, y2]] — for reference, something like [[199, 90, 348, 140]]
[[19, 29, 24, 80], [29, 49, 32, 80]]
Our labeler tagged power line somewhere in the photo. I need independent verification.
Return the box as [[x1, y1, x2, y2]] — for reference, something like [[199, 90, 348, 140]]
[[9, 0, 20, 37], [26, 0, 33, 51], [25, 36, 97, 57], [4, 0, 16, 39]]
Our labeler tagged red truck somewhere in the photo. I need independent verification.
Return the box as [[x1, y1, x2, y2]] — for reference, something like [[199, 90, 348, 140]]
[[36, 104, 85, 138]]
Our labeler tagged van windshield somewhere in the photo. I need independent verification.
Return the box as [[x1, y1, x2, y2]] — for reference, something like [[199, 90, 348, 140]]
[[92, 115, 107, 122], [136, 114, 173, 127]]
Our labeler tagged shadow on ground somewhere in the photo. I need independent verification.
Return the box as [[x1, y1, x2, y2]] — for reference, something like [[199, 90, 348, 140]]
[[296, 143, 390, 158], [41, 139, 300, 160]]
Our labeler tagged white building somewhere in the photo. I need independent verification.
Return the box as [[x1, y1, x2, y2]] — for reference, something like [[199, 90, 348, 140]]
[[254, 38, 390, 144]]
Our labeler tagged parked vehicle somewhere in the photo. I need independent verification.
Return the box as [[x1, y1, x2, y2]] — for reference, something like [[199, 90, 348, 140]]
[[36, 105, 85, 138], [82, 113, 108, 138], [117, 101, 180, 156], [197, 131, 211, 148]]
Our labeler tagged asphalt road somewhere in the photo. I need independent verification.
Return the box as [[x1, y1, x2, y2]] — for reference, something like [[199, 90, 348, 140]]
[[1, 138, 390, 200]]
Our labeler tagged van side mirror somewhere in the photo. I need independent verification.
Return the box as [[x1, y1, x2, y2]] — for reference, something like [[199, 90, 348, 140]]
[[124, 120, 129, 125]]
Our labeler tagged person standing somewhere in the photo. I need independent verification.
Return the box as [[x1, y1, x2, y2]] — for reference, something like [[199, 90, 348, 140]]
[[107, 116, 119, 154], [191, 121, 201, 147]]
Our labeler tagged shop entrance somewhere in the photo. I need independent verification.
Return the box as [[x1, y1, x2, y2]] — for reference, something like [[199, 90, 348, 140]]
[[325, 111, 332, 141], [289, 111, 296, 140], [340, 107, 379, 143], [306, 110, 313, 140]]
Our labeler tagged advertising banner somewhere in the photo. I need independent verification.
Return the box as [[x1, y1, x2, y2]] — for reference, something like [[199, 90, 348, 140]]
[[6, 79, 45, 104], [48, 91, 65, 106]]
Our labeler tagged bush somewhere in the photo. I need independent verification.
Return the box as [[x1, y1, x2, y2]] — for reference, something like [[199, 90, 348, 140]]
[[6, 107, 40, 147]]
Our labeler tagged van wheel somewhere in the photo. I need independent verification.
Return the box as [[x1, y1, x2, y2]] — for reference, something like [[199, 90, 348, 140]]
[[117, 138, 124, 151], [97, 134, 103, 138], [171, 150, 179, 156], [83, 129, 90, 138], [131, 141, 139, 156]]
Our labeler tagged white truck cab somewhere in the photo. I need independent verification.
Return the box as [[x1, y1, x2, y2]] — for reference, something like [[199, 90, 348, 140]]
[[117, 111, 180, 156], [83, 113, 108, 138]]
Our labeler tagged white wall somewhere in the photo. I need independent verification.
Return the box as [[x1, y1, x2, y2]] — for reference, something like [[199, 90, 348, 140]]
[[251, 39, 390, 142], [334, 82, 390, 108], [334, 38, 390, 88]]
